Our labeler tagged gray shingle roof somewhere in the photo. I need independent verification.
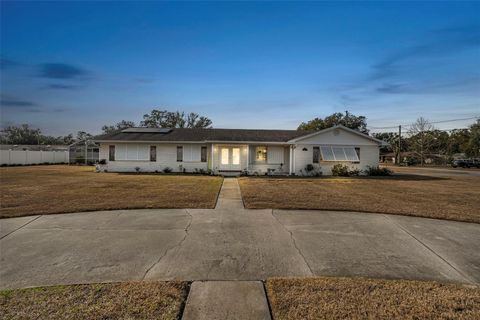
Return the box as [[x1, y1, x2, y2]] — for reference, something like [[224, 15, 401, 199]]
[[94, 128, 313, 143]]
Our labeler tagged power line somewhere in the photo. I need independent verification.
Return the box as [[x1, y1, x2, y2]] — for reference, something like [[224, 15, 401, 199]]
[[368, 116, 479, 130]]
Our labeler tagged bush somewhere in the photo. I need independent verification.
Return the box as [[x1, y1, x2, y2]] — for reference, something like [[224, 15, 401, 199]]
[[163, 167, 173, 173], [331, 164, 350, 176], [305, 164, 314, 172], [304, 164, 322, 177], [364, 166, 393, 176]]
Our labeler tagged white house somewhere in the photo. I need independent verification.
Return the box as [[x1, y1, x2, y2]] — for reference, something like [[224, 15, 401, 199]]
[[94, 125, 385, 175]]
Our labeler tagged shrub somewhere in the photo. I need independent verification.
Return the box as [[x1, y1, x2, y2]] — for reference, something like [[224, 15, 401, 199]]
[[163, 167, 173, 173], [304, 164, 322, 177], [364, 166, 393, 176], [349, 168, 361, 176], [331, 164, 350, 176], [305, 164, 315, 172]]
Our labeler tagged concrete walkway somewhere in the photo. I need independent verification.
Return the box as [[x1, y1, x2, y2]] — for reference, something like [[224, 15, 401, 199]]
[[215, 178, 244, 209]]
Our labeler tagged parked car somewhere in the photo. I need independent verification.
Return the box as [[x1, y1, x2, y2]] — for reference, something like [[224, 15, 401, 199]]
[[452, 159, 480, 168]]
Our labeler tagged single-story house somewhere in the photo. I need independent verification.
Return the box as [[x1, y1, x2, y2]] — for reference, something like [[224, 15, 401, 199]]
[[94, 125, 385, 175]]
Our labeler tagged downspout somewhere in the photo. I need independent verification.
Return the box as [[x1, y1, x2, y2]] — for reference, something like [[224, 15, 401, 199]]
[[246, 144, 249, 173], [289, 145, 294, 175]]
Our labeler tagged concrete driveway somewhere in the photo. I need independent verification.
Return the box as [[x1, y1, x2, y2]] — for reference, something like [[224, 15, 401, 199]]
[[1, 207, 479, 289]]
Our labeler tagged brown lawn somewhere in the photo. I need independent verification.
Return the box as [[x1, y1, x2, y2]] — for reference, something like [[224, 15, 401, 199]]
[[238, 175, 480, 223], [0, 281, 188, 320], [266, 277, 480, 320], [0, 165, 223, 218]]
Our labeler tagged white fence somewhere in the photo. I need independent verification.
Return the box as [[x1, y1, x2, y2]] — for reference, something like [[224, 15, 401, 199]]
[[0, 150, 69, 165]]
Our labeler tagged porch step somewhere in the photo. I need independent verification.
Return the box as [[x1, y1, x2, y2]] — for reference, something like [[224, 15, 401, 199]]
[[218, 170, 242, 177]]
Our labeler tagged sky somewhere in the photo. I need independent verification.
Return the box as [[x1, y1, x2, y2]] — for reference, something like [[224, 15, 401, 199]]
[[1, 1, 479, 136]]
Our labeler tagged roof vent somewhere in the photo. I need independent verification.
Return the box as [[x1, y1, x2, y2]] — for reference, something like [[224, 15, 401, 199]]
[[121, 128, 172, 133]]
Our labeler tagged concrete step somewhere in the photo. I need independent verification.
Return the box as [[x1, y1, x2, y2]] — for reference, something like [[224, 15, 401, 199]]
[[182, 281, 271, 320]]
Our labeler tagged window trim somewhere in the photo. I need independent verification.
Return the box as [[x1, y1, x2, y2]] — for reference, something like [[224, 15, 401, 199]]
[[176, 146, 183, 162], [255, 146, 268, 163], [109, 145, 115, 161], [313, 146, 320, 163], [150, 146, 156, 162], [201, 146, 207, 162]]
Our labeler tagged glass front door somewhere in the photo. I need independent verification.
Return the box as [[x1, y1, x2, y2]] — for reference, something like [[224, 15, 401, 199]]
[[219, 147, 242, 170]]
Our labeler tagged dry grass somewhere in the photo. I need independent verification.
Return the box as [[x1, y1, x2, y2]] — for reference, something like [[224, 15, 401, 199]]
[[266, 277, 480, 320], [0, 165, 223, 218], [0, 281, 188, 320], [238, 175, 480, 223]]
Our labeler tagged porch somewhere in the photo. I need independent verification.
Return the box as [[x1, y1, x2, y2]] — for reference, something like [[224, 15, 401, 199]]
[[210, 144, 291, 176]]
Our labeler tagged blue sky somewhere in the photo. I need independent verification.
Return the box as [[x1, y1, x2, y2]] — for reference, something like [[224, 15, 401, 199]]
[[1, 1, 479, 135]]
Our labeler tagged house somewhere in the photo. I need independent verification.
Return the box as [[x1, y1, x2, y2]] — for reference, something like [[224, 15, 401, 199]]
[[94, 125, 385, 175]]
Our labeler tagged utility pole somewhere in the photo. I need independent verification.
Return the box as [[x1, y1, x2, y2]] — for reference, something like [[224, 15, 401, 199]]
[[85, 140, 88, 165], [398, 125, 402, 165]]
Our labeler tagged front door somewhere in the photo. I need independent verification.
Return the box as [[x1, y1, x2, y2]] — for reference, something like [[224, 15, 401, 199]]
[[219, 147, 241, 170]]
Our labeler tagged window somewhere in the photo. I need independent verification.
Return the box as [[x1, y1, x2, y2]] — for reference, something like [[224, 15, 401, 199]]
[[255, 146, 267, 162], [232, 148, 240, 165], [150, 146, 156, 162], [201, 146, 207, 162], [109, 145, 115, 161], [332, 147, 347, 161], [344, 148, 358, 162], [320, 146, 359, 162], [115, 144, 149, 160], [177, 146, 183, 162], [355, 147, 360, 160], [313, 147, 320, 163], [320, 146, 335, 161], [221, 148, 229, 165]]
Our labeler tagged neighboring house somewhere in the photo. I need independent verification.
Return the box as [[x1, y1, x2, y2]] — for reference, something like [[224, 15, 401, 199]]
[[94, 125, 385, 175]]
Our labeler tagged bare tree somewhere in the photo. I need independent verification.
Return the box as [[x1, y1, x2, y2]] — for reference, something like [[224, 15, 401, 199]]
[[408, 117, 435, 166]]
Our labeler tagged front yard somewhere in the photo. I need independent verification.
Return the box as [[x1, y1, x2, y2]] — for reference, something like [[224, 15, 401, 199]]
[[239, 174, 480, 223], [266, 277, 480, 320], [0, 165, 223, 218], [0, 281, 188, 320]]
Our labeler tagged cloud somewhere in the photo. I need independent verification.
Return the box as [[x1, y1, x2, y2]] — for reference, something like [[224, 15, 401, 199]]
[[370, 24, 480, 81], [375, 83, 407, 94], [0, 95, 36, 107], [0, 57, 20, 69], [45, 84, 78, 90], [38, 63, 88, 80]]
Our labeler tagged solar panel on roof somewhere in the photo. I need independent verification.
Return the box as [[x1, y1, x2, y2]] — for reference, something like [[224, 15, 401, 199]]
[[121, 128, 172, 133]]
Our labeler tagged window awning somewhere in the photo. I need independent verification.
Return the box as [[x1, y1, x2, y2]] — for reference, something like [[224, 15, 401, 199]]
[[320, 146, 359, 161]]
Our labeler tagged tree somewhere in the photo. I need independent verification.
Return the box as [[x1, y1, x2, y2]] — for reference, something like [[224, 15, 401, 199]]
[[102, 120, 136, 134], [140, 109, 212, 128], [448, 129, 470, 155], [298, 111, 369, 133], [408, 117, 435, 166], [372, 132, 408, 163], [0, 124, 76, 145], [0, 124, 41, 144], [76, 131, 93, 141], [466, 120, 480, 158]]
